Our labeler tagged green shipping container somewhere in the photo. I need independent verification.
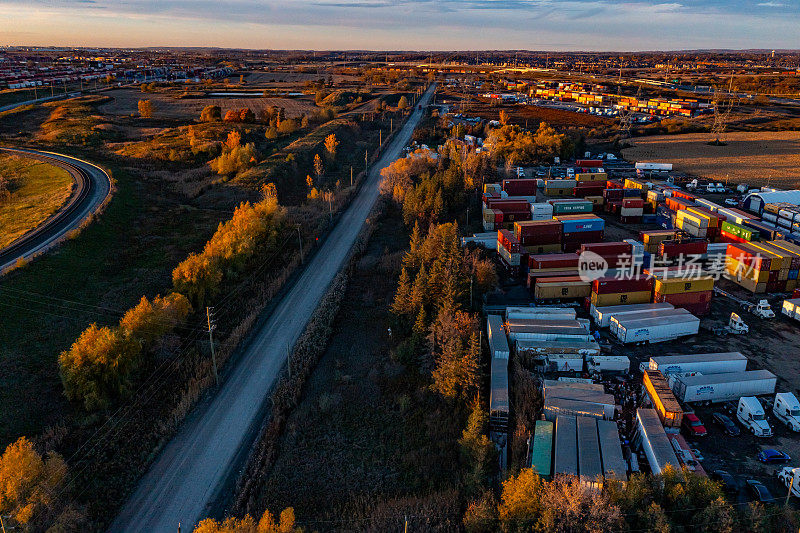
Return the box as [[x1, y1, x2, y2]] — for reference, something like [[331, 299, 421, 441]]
[[531, 420, 554, 478], [552, 201, 593, 215], [721, 221, 756, 241]]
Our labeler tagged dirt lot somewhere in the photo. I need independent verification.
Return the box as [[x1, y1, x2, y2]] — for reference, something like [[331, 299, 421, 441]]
[[98, 89, 317, 119], [450, 99, 614, 130], [621, 131, 800, 189]]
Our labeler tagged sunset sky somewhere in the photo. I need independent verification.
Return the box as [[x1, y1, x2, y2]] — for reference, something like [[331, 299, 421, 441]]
[[1, 0, 799, 50]]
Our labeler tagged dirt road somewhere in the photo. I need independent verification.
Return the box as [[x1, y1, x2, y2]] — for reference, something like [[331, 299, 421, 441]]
[[109, 84, 435, 533]]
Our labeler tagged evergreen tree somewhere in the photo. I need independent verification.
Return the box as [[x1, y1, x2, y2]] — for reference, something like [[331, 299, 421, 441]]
[[392, 267, 412, 316]]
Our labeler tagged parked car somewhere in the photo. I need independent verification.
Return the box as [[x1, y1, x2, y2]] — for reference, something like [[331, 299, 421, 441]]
[[757, 449, 791, 464], [713, 412, 741, 436], [746, 480, 775, 503], [725, 198, 738, 206], [711, 470, 738, 493], [682, 413, 708, 437]]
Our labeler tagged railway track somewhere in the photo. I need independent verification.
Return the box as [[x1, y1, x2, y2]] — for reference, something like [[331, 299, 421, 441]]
[[0, 147, 112, 273]]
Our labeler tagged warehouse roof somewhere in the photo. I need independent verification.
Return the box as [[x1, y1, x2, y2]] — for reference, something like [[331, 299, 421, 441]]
[[745, 190, 800, 207]]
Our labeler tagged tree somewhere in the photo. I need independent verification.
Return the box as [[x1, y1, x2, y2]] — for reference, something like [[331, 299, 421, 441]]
[[193, 507, 299, 533], [397, 95, 409, 110], [138, 99, 154, 118], [324, 133, 339, 161], [277, 118, 298, 134], [498, 468, 545, 531], [0, 437, 67, 527], [201, 105, 221, 122], [265, 127, 278, 139], [499, 109, 509, 125], [313, 154, 324, 178], [226, 130, 242, 150]]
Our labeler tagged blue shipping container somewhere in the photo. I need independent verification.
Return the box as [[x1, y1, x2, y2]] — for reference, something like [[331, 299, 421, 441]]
[[561, 218, 605, 233], [790, 269, 799, 280], [656, 215, 673, 229], [642, 214, 658, 224]]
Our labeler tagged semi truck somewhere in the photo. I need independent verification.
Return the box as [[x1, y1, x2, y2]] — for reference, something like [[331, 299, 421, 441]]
[[736, 396, 773, 437], [635, 162, 673, 171], [648, 352, 748, 376], [777, 467, 800, 499], [773, 392, 800, 432], [672, 370, 777, 405]]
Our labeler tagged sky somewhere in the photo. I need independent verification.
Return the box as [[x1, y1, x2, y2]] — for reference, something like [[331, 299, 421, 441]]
[[0, 0, 799, 51]]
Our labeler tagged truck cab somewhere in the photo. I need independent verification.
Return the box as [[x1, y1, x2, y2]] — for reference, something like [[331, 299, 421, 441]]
[[774, 392, 800, 432], [777, 467, 800, 498], [682, 412, 707, 437], [737, 396, 773, 437]]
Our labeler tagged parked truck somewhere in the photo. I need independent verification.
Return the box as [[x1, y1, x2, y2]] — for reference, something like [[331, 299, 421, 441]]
[[672, 370, 777, 405], [777, 467, 800, 499], [737, 397, 773, 437], [773, 392, 800, 432]]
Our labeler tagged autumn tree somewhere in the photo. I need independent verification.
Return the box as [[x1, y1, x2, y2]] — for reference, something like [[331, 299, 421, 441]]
[[313, 154, 324, 178], [193, 507, 300, 533], [324, 133, 339, 161], [397, 95, 409, 110], [499, 109, 509, 125], [226, 130, 242, 150], [0, 437, 67, 528], [277, 118, 298, 135], [200, 105, 221, 122], [138, 99, 154, 118]]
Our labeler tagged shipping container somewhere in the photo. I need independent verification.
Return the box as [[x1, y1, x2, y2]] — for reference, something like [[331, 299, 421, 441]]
[[615, 313, 700, 344], [672, 370, 777, 405], [610, 308, 692, 336], [530, 420, 554, 478], [505, 306, 577, 321], [554, 415, 579, 476], [534, 277, 592, 301], [508, 319, 592, 342], [653, 275, 715, 295], [591, 290, 653, 307], [597, 420, 627, 482], [545, 397, 609, 422], [782, 298, 800, 321], [635, 409, 680, 475], [529, 253, 580, 270], [643, 370, 683, 429], [502, 178, 537, 196], [592, 275, 654, 295], [649, 352, 748, 375], [549, 199, 594, 215], [591, 302, 674, 327]]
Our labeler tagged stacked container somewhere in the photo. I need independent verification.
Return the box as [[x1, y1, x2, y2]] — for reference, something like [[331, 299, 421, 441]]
[[530, 202, 555, 221], [497, 229, 521, 275], [534, 276, 592, 302], [725, 242, 772, 293], [514, 220, 562, 254], [590, 275, 654, 307], [665, 196, 693, 212], [650, 271, 715, 316], [675, 210, 709, 238], [658, 238, 708, 259], [486, 199, 532, 223], [719, 221, 759, 243], [771, 240, 800, 291], [579, 242, 634, 269], [502, 178, 538, 196], [557, 214, 605, 252], [548, 198, 594, 215], [527, 252, 580, 292], [544, 179, 577, 196], [621, 198, 644, 223], [640, 230, 679, 254], [748, 241, 800, 292]]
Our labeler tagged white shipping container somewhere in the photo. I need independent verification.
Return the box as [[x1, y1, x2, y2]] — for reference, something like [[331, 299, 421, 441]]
[[782, 298, 800, 321], [649, 352, 748, 375], [591, 302, 674, 328], [621, 207, 644, 217], [487, 314, 511, 359], [505, 307, 577, 321], [615, 314, 700, 344], [635, 163, 673, 171], [672, 370, 777, 404], [587, 355, 631, 373], [635, 409, 679, 475]]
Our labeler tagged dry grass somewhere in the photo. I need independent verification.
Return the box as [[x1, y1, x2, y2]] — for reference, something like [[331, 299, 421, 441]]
[[622, 130, 800, 188], [98, 89, 316, 119], [0, 153, 74, 249]]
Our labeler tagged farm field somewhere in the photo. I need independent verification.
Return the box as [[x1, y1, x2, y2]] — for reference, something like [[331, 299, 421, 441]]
[[98, 88, 317, 119], [0, 153, 74, 249], [622, 130, 800, 188]]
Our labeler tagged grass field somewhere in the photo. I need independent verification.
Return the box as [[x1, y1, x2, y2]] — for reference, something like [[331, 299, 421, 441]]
[[98, 89, 317, 119], [0, 153, 74, 249], [622, 130, 800, 188]]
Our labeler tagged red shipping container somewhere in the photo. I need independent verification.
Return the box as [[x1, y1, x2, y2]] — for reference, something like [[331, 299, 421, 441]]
[[654, 289, 712, 307], [592, 275, 654, 295], [606, 179, 624, 189], [482, 192, 501, 206], [622, 198, 645, 208], [659, 239, 708, 257], [502, 178, 537, 196], [576, 159, 603, 167], [527, 270, 580, 289], [487, 198, 529, 211], [529, 253, 581, 269], [498, 229, 520, 253], [768, 270, 779, 282], [580, 242, 633, 256], [603, 189, 624, 200], [672, 190, 697, 201]]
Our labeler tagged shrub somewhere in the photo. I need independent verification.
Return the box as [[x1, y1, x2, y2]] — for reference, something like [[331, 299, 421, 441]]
[[200, 105, 221, 122]]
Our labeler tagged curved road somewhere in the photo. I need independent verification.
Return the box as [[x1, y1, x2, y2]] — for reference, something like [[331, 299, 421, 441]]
[[0, 147, 112, 273], [110, 84, 436, 532]]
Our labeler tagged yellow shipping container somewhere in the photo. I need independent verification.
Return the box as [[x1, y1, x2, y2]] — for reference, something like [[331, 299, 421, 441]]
[[725, 258, 770, 283], [585, 195, 604, 206], [686, 207, 719, 228], [545, 187, 572, 196], [653, 276, 714, 295], [727, 275, 766, 293], [676, 210, 708, 228], [591, 290, 652, 307], [749, 242, 795, 270], [534, 280, 591, 300], [642, 230, 678, 245]]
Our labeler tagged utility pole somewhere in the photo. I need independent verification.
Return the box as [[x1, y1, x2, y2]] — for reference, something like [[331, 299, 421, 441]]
[[379, 130, 382, 146], [365, 149, 368, 171], [404, 515, 408, 533], [206, 307, 219, 386], [350, 165, 353, 187], [296, 225, 303, 263], [287, 342, 292, 378]]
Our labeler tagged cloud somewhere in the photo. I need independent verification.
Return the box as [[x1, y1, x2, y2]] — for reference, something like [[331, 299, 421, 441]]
[[757, 1, 784, 5]]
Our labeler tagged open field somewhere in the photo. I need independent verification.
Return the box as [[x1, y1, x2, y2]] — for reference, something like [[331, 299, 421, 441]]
[[622, 131, 800, 188], [242, 70, 361, 87], [0, 153, 74, 249], [98, 89, 317, 119]]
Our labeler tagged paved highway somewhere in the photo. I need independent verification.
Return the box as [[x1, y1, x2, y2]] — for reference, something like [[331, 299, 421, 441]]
[[110, 84, 436, 532], [0, 148, 112, 273]]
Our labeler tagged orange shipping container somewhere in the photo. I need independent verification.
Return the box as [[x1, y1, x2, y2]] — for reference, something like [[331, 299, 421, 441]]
[[643, 370, 683, 428]]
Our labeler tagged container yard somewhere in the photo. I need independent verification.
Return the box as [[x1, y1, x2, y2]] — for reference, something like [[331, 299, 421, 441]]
[[473, 154, 800, 501]]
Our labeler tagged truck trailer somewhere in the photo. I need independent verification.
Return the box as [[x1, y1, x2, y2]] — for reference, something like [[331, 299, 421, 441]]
[[597, 419, 627, 482], [609, 308, 692, 337], [648, 352, 748, 376], [635, 408, 680, 475], [487, 314, 510, 359], [554, 415, 579, 476], [672, 370, 777, 405], [591, 302, 674, 328], [577, 417, 603, 487], [615, 313, 700, 344]]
